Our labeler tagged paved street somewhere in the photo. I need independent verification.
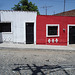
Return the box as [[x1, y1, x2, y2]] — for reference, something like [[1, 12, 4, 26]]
[[0, 49, 75, 75]]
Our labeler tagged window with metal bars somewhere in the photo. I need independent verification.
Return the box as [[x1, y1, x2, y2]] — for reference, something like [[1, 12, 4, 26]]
[[48, 26, 57, 35], [0, 23, 11, 32]]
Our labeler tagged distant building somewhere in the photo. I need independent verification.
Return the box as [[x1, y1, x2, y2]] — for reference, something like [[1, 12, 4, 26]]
[[54, 9, 75, 16]]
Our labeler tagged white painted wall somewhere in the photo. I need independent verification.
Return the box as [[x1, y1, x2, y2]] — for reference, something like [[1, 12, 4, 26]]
[[0, 11, 37, 44]]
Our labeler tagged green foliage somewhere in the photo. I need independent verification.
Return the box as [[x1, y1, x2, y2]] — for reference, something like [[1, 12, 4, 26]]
[[12, 0, 40, 15]]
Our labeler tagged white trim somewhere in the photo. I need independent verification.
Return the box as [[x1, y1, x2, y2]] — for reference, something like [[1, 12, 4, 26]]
[[24, 22, 26, 44], [2, 32, 13, 34], [67, 24, 75, 45], [46, 24, 60, 37], [34, 22, 36, 44]]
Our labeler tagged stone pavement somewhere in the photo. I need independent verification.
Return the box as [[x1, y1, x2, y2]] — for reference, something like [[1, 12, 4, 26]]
[[0, 43, 75, 50], [0, 43, 75, 75]]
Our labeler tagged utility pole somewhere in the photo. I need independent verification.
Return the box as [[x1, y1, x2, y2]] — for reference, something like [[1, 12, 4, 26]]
[[63, 0, 65, 16], [54, 11, 55, 15], [41, 6, 52, 15]]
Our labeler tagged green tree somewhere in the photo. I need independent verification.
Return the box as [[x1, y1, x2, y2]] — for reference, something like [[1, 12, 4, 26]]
[[12, 0, 40, 15]]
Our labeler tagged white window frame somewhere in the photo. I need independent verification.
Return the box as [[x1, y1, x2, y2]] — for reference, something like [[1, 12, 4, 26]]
[[46, 24, 60, 37]]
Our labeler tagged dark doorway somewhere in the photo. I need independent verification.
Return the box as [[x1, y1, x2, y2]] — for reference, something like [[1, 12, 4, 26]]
[[26, 23, 34, 44], [69, 26, 75, 44]]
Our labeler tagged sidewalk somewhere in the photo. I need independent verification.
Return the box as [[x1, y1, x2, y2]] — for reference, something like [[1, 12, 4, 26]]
[[0, 43, 75, 50]]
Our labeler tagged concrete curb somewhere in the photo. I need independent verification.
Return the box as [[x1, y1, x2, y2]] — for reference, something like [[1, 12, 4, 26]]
[[0, 43, 75, 51], [0, 47, 75, 52]]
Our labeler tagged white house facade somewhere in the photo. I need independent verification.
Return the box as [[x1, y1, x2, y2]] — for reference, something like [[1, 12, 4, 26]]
[[0, 10, 37, 44]]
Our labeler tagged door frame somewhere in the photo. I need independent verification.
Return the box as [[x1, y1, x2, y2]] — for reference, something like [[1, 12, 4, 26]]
[[67, 24, 75, 45], [26, 23, 34, 44], [24, 22, 36, 44]]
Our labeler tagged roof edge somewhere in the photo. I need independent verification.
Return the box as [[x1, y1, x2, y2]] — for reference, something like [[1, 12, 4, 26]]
[[0, 10, 37, 13]]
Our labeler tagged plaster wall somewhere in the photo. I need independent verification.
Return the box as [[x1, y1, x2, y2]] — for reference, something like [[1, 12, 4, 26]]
[[0, 11, 37, 44]]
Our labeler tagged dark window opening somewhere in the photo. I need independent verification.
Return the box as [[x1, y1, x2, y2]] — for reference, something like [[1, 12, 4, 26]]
[[0, 23, 11, 32], [48, 26, 58, 35]]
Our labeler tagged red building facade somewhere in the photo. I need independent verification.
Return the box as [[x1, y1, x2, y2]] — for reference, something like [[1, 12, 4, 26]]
[[36, 15, 75, 46]]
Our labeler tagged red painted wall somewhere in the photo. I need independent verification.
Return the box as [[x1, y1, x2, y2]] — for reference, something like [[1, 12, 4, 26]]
[[36, 15, 75, 46]]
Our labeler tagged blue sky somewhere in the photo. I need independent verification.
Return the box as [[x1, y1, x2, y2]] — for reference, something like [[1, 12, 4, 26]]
[[0, 0, 75, 15]]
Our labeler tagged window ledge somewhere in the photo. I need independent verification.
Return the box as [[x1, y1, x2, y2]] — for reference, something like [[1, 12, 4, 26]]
[[1, 32, 13, 34], [46, 35, 59, 37]]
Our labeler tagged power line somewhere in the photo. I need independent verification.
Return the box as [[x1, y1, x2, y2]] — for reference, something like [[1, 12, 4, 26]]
[[41, 6, 52, 15], [41, 0, 75, 3]]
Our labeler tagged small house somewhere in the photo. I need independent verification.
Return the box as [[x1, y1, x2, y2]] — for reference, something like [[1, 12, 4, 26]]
[[36, 15, 75, 45], [0, 10, 37, 44]]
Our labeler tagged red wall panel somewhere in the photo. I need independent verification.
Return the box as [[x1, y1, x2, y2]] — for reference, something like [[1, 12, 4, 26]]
[[36, 15, 75, 46]]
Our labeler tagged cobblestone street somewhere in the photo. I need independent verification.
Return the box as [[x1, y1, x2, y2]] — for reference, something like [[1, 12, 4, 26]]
[[0, 49, 75, 75]]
